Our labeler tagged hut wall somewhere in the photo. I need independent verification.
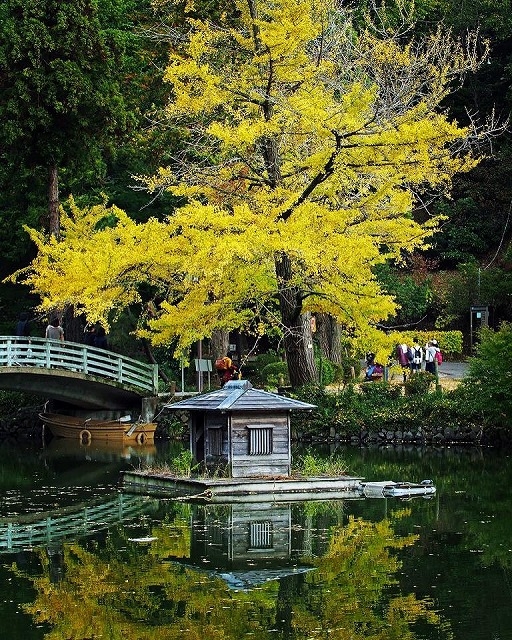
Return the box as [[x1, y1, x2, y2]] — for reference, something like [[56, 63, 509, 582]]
[[230, 411, 290, 478]]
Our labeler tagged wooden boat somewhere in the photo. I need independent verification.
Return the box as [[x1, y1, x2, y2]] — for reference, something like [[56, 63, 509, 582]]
[[39, 412, 157, 445], [361, 479, 436, 498]]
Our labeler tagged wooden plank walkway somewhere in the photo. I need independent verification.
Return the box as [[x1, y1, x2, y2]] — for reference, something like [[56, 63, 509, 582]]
[[0, 336, 158, 394]]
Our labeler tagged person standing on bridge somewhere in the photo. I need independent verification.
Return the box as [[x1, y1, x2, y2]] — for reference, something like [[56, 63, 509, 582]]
[[15, 311, 31, 338], [83, 323, 96, 346], [93, 324, 109, 350], [45, 317, 64, 342]]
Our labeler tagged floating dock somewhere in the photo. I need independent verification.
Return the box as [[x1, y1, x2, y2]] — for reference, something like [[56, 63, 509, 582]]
[[120, 471, 365, 503]]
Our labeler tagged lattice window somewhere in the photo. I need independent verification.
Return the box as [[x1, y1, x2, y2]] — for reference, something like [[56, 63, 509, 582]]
[[249, 521, 273, 549], [248, 426, 273, 455]]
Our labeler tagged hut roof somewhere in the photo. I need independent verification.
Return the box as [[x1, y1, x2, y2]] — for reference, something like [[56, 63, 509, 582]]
[[164, 380, 316, 412]]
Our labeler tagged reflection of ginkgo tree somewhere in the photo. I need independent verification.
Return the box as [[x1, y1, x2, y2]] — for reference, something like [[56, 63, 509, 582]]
[[14, 507, 451, 639], [294, 511, 446, 639]]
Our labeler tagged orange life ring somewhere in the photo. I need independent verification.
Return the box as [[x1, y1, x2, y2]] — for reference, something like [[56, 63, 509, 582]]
[[79, 429, 91, 444], [135, 432, 146, 445]]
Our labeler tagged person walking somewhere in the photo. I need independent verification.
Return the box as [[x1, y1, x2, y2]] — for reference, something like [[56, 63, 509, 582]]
[[396, 342, 409, 381], [425, 340, 437, 374], [409, 338, 423, 373]]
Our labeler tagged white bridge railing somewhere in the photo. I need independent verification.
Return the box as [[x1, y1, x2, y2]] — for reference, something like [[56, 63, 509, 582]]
[[0, 336, 158, 394]]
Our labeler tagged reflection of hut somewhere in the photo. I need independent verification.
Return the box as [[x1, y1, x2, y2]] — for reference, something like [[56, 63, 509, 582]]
[[166, 502, 313, 591], [165, 380, 315, 478]]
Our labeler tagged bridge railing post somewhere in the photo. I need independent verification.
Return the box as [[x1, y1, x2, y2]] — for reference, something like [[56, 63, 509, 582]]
[[153, 364, 159, 394], [45, 340, 52, 368], [116, 356, 123, 384], [82, 347, 88, 374], [6, 338, 14, 366]]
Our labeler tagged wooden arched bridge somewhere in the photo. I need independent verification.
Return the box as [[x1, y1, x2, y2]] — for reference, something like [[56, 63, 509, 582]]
[[0, 336, 158, 410]]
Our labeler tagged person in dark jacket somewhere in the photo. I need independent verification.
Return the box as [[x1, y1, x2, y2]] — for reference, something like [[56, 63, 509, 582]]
[[83, 324, 97, 346], [93, 324, 109, 350], [15, 312, 31, 337]]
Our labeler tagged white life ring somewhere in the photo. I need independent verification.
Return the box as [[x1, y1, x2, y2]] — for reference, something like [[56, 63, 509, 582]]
[[80, 429, 92, 445], [135, 432, 146, 445]]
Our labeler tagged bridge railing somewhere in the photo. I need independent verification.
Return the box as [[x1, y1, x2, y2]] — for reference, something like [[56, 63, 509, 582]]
[[0, 336, 159, 394]]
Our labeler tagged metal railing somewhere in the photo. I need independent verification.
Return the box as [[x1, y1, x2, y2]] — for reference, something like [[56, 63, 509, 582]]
[[0, 336, 158, 394]]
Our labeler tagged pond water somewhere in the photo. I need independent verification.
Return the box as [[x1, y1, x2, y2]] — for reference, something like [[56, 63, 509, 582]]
[[1, 437, 511, 640]]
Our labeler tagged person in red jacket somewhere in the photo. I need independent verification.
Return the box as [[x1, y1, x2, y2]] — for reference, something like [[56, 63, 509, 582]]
[[215, 356, 239, 386]]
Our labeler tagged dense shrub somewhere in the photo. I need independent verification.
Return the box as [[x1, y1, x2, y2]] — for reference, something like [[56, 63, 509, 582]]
[[460, 323, 512, 429], [248, 352, 284, 385], [315, 357, 344, 386], [404, 371, 435, 395], [260, 361, 289, 387], [291, 377, 489, 442]]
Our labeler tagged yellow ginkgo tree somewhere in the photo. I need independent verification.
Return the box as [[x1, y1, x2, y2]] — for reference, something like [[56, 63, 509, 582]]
[[15, 0, 497, 385]]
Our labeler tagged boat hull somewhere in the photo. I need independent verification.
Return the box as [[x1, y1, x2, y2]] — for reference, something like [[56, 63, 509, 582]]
[[39, 412, 156, 445]]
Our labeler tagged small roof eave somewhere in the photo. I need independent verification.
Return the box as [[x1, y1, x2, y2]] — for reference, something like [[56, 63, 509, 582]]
[[164, 380, 316, 413]]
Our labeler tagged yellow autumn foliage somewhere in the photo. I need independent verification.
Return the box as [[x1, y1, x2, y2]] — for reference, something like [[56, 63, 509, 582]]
[[12, 0, 489, 360]]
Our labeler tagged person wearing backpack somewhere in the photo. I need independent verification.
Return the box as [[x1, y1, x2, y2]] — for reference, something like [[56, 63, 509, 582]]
[[432, 339, 443, 367], [215, 355, 239, 386], [425, 340, 437, 373], [409, 338, 423, 373]]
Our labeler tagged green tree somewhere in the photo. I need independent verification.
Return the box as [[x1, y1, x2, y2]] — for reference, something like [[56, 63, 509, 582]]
[[462, 322, 512, 428], [0, 0, 133, 236]]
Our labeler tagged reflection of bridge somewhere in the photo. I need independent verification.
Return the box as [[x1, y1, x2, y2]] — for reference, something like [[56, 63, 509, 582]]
[[0, 336, 158, 409], [0, 493, 158, 553]]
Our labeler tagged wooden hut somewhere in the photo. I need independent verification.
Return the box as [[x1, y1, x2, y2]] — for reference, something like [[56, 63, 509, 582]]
[[165, 379, 315, 478]]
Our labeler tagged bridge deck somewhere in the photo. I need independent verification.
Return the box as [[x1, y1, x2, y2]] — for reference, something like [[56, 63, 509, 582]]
[[0, 336, 158, 395]]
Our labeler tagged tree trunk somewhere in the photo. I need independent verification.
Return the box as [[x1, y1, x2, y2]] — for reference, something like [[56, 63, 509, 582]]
[[48, 164, 60, 238], [275, 253, 317, 386], [63, 306, 84, 343], [316, 313, 343, 364], [210, 329, 230, 361]]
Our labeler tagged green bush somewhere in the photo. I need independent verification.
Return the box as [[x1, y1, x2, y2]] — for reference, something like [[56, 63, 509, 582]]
[[404, 371, 435, 395], [248, 352, 284, 385], [315, 357, 342, 386], [260, 361, 289, 387], [460, 323, 512, 428]]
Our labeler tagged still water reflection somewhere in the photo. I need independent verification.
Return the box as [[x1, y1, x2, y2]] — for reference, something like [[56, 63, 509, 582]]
[[1, 439, 511, 640]]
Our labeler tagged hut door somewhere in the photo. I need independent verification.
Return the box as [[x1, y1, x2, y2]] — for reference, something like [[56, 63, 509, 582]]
[[205, 415, 228, 463]]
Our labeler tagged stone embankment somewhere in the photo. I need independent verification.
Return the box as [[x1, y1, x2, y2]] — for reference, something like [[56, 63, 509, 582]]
[[0, 403, 46, 441], [322, 424, 484, 446]]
